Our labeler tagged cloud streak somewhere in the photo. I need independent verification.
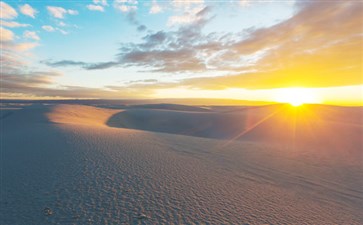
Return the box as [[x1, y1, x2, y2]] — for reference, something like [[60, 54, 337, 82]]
[[23, 30, 40, 41], [87, 4, 105, 12], [1, 27, 15, 41], [150, 0, 162, 14], [0, 1, 17, 19], [47, 6, 78, 19], [113, 0, 138, 12], [42, 25, 55, 32], [1, 20, 30, 28]]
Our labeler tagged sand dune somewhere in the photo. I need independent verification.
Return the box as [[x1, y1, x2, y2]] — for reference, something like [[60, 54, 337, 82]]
[[1, 103, 362, 224], [107, 104, 362, 155], [123, 103, 211, 112]]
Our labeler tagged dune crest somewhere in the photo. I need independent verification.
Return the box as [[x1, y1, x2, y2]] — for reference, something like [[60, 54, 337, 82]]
[[45, 104, 121, 126]]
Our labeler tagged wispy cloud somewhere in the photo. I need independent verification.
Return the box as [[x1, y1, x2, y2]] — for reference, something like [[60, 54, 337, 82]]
[[113, 0, 138, 12], [41, 25, 68, 35], [19, 4, 37, 18], [0, 20, 30, 28], [67, 10, 78, 15], [239, 0, 250, 7], [23, 30, 40, 41], [122, 9, 148, 32], [47, 6, 78, 19], [0, 1, 17, 19], [1, 27, 15, 41], [168, 0, 206, 26], [41, 60, 87, 67], [137, 25, 146, 32], [1, 71, 61, 88], [85, 61, 119, 70], [42, 25, 55, 32], [87, 0, 108, 11], [58, 21, 66, 27], [171, 0, 204, 9], [87, 4, 105, 12], [93, 0, 108, 6], [41, 59, 119, 70], [56, 28, 69, 35], [2, 41, 38, 52], [149, 0, 162, 14], [168, 5, 210, 26]]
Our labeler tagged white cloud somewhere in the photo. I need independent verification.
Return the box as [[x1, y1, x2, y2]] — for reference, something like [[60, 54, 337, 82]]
[[167, 6, 205, 26], [0, 1, 17, 19], [168, 15, 194, 26], [42, 25, 68, 34], [67, 9, 78, 15], [23, 30, 40, 41], [46, 6, 78, 19], [0, 27, 15, 41], [42, 25, 55, 32], [0, 27, 38, 52], [150, 0, 162, 14], [93, 0, 108, 6], [119, 5, 136, 12], [56, 28, 68, 35], [47, 6, 66, 18], [172, 0, 204, 9], [1, 20, 30, 28], [87, 4, 104, 12], [12, 42, 38, 51], [19, 4, 37, 18], [114, 0, 138, 12], [2, 41, 38, 52], [58, 21, 66, 27], [168, 0, 206, 26], [239, 0, 250, 7]]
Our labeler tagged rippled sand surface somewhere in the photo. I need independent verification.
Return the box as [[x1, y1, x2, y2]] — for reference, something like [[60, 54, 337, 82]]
[[1, 104, 362, 224]]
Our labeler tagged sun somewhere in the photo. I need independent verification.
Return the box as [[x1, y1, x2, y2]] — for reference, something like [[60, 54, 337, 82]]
[[289, 99, 304, 107], [273, 88, 320, 106]]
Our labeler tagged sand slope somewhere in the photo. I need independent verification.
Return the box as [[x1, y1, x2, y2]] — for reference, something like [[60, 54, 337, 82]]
[[107, 104, 362, 156], [1, 104, 362, 224]]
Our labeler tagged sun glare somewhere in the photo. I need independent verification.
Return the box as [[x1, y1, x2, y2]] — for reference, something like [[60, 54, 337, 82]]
[[273, 88, 320, 106], [290, 100, 304, 107]]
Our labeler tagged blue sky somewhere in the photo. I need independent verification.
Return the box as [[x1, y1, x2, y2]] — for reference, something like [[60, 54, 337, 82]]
[[1, 1, 362, 105]]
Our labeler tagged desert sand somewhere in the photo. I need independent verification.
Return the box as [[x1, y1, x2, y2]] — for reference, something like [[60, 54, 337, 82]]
[[1, 102, 362, 224]]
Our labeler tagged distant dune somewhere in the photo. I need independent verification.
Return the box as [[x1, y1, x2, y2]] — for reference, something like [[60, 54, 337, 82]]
[[1, 103, 362, 224], [0, 98, 273, 106], [124, 103, 211, 112], [107, 104, 362, 156]]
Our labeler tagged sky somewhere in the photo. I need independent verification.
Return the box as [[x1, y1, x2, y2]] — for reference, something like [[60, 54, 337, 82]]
[[1, 0, 362, 105]]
